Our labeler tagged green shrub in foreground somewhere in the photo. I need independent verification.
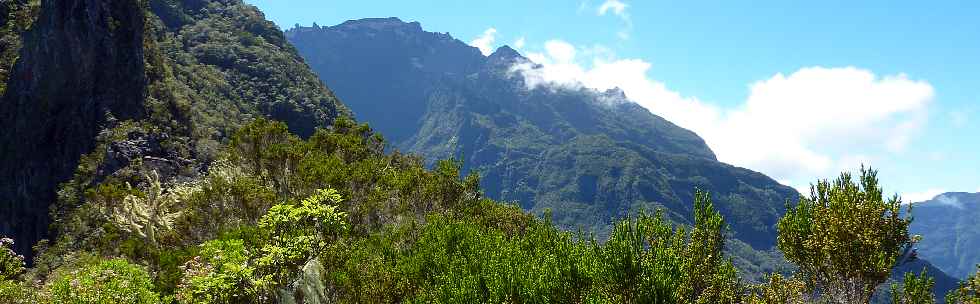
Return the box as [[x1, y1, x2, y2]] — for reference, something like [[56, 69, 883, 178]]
[[46, 257, 163, 304]]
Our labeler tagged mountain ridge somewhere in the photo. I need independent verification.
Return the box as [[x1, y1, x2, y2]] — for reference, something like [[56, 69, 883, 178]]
[[909, 192, 980, 279], [286, 17, 797, 252]]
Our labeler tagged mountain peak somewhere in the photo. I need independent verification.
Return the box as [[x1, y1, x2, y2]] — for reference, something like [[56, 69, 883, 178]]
[[489, 45, 521, 60], [488, 45, 528, 67], [334, 17, 422, 32]]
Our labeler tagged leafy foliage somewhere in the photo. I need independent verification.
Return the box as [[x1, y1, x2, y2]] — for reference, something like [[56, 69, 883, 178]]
[[890, 269, 935, 304], [777, 167, 914, 303], [746, 274, 809, 304], [322, 189, 743, 303], [45, 257, 163, 304], [0, 237, 24, 281], [0, 0, 39, 96], [176, 188, 346, 303], [947, 265, 980, 304], [285, 18, 799, 252]]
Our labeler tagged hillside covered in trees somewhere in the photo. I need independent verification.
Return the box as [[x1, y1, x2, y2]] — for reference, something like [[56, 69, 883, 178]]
[[285, 19, 799, 251], [909, 193, 980, 279], [0, 1, 977, 303]]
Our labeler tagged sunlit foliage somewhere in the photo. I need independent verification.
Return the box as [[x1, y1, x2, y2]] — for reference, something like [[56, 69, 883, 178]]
[[777, 167, 914, 303]]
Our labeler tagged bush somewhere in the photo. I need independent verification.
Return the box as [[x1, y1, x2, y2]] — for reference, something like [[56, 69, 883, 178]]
[[45, 257, 163, 303]]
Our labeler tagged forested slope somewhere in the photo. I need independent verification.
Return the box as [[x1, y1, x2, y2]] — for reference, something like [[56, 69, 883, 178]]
[[0, 0, 348, 257], [286, 18, 799, 251]]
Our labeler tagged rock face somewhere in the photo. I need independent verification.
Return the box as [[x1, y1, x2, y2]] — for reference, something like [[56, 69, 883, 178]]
[[0, 0, 349, 257], [286, 18, 798, 249], [0, 0, 148, 257]]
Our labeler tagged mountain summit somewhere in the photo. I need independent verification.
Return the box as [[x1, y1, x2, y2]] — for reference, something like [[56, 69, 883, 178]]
[[286, 18, 798, 251]]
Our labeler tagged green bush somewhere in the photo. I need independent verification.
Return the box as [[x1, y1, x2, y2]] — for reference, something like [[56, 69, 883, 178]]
[[891, 269, 936, 304], [777, 167, 913, 303], [946, 265, 980, 304], [45, 257, 163, 304]]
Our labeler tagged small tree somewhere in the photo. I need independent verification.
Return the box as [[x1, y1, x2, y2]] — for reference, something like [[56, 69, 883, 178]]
[[777, 167, 913, 304], [0, 237, 24, 281], [747, 274, 809, 304], [946, 265, 980, 304], [891, 269, 936, 304]]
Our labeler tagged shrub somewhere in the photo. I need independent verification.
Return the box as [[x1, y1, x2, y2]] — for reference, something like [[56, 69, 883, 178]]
[[45, 257, 163, 304]]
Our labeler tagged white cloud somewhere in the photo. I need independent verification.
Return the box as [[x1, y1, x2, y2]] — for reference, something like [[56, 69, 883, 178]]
[[904, 188, 946, 204], [598, 0, 627, 17], [513, 37, 526, 49], [597, 0, 632, 40], [512, 40, 935, 191], [470, 28, 498, 56]]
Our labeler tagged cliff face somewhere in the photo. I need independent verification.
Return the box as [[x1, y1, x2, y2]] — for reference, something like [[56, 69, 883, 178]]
[[0, 0, 349, 257], [0, 0, 148, 257]]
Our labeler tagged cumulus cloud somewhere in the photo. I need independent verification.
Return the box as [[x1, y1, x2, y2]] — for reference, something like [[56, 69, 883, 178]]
[[511, 40, 935, 192], [470, 28, 498, 56]]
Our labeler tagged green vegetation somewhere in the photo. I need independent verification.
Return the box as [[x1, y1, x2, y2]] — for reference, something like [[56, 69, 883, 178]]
[[1, 1, 976, 303], [890, 270, 936, 304], [285, 19, 798, 253], [777, 168, 913, 303], [4, 118, 971, 303], [0, 0, 39, 96], [45, 257, 164, 303], [910, 192, 980, 279], [1, 119, 744, 303], [947, 266, 980, 304]]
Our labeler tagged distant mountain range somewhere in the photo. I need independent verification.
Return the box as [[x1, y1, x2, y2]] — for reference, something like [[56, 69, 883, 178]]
[[286, 18, 800, 248], [911, 192, 980, 279], [285, 18, 805, 280]]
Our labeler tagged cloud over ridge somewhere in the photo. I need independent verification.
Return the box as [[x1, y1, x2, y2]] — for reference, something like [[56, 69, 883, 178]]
[[510, 39, 935, 191]]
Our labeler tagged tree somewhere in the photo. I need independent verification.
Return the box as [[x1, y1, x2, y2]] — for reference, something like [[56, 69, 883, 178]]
[[946, 265, 980, 304], [45, 257, 163, 304], [746, 274, 809, 304], [177, 188, 347, 303], [891, 269, 936, 304], [0, 237, 23, 281], [777, 167, 913, 304]]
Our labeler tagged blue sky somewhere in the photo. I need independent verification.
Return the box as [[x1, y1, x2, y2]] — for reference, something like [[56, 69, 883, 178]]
[[246, 0, 980, 201]]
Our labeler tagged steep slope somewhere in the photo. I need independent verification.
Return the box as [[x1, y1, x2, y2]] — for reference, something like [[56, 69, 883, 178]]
[[0, 0, 348, 257], [286, 18, 799, 249], [910, 192, 980, 279]]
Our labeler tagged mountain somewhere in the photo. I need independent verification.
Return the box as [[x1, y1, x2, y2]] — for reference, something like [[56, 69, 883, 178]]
[[0, 0, 348, 257], [910, 192, 980, 279], [285, 18, 799, 252]]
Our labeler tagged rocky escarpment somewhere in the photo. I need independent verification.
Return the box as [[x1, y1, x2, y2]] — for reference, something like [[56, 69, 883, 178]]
[[0, 0, 349, 257]]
